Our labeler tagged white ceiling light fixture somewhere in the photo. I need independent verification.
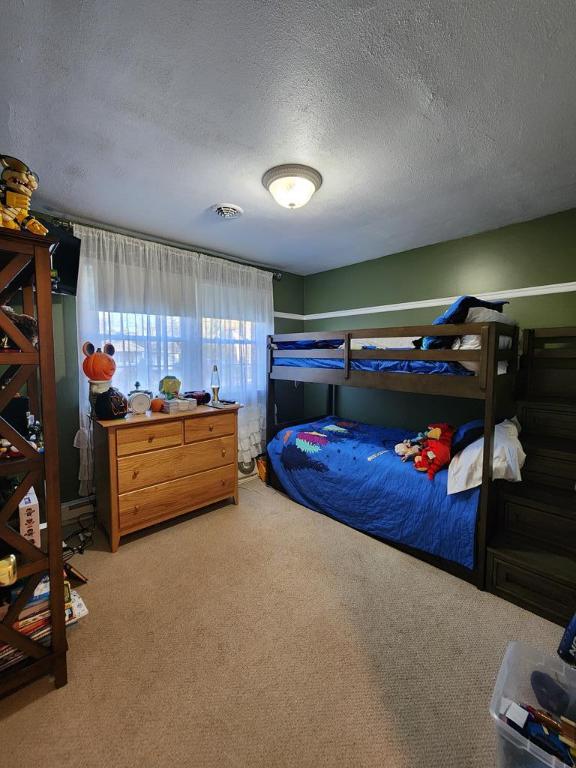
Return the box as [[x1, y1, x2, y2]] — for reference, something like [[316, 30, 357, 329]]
[[262, 164, 322, 209]]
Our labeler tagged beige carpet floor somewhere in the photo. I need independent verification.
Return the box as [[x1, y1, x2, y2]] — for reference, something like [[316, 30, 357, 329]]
[[1, 480, 561, 767]]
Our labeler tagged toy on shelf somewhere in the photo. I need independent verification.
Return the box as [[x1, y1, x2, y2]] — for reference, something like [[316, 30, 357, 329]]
[[0, 408, 42, 460], [150, 397, 164, 413], [159, 375, 181, 400], [94, 387, 128, 420], [27, 412, 44, 451], [81, 341, 118, 412], [0, 553, 17, 587], [0, 305, 38, 349], [0, 154, 48, 235], [82, 341, 116, 381]]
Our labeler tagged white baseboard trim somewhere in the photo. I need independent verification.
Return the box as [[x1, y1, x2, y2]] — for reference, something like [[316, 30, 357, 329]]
[[274, 280, 576, 322]]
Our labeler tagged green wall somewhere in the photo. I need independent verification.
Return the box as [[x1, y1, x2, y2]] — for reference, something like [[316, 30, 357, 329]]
[[304, 208, 576, 328], [300, 208, 576, 429], [54, 271, 305, 502]]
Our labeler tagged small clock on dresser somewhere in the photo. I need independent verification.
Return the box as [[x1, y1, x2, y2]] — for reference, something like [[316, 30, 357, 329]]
[[127, 382, 152, 414]]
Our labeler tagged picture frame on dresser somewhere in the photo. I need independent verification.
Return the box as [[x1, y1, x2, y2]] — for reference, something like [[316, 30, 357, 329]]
[[93, 405, 240, 551]]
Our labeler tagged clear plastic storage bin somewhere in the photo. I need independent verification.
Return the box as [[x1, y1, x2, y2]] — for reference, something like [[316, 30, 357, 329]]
[[490, 642, 576, 768]]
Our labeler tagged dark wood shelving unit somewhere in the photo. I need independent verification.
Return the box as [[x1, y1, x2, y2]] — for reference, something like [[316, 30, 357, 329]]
[[0, 229, 67, 697]]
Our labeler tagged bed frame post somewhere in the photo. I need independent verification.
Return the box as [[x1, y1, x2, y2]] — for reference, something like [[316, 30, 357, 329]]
[[265, 334, 277, 488], [476, 323, 497, 588], [344, 332, 351, 379], [328, 384, 337, 416]]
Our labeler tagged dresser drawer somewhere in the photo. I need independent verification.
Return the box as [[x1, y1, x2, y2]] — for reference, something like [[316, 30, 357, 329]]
[[116, 420, 183, 456], [184, 412, 235, 443], [117, 435, 235, 493], [118, 465, 236, 531]]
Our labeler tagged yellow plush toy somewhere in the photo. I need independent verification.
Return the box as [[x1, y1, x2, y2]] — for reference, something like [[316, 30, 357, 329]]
[[0, 154, 48, 235]]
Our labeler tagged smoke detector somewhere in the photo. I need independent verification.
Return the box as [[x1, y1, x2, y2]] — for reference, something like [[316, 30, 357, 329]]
[[212, 203, 244, 220]]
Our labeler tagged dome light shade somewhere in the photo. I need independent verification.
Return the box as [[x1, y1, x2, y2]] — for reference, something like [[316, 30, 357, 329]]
[[262, 164, 322, 209]]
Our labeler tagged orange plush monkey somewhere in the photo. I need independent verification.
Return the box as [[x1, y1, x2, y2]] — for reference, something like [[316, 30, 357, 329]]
[[414, 423, 455, 480]]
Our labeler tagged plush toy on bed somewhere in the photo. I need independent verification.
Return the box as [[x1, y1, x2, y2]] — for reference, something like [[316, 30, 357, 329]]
[[394, 430, 427, 462], [413, 423, 455, 479]]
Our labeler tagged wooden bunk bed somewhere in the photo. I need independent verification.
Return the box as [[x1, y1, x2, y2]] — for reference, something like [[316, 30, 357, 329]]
[[265, 321, 520, 588]]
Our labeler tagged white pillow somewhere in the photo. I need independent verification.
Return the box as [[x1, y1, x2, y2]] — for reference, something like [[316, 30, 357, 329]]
[[451, 307, 516, 372], [447, 419, 526, 495]]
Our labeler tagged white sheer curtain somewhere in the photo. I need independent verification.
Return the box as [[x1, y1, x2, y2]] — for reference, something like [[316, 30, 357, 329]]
[[74, 224, 273, 497]]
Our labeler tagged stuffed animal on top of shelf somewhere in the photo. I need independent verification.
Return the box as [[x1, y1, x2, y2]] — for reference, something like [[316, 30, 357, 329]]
[[0, 154, 48, 236], [413, 423, 455, 480]]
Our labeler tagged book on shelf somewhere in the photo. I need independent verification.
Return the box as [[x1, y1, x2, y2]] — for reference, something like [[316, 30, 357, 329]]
[[0, 575, 88, 674]]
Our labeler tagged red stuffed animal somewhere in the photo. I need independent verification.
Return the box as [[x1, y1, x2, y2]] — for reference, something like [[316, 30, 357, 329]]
[[413, 423, 455, 480]]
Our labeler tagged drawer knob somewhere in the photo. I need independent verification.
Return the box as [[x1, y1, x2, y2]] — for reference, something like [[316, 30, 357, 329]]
[[221, 448, 227, 457], [221, 479, 226, 486], [209, 425, 214, 432], [132, 470, 139, 480], [133, 505, 140, 514], [148, 436, 154, 443]]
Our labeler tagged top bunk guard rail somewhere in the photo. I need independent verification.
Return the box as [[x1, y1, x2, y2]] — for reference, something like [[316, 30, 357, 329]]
[[268, 322, 519, 401]]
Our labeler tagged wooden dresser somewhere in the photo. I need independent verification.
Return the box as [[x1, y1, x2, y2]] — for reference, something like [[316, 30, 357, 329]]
[[94, 405, 240, 551]]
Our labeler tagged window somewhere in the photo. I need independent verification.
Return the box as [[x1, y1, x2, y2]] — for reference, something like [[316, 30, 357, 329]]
[[201, 317, 258, 395], [96, 311, 262, 400], [97, 310, 187, 392]]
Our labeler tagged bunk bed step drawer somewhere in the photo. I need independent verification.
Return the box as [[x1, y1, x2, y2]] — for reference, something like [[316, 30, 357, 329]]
[[487, 553, 576, 625], [501, 500, 576, 556], [519, 402, 576, 440], [522, 457, 576, 489]]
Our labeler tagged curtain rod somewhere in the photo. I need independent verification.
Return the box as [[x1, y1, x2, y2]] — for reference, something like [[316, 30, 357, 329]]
[[34, 208, 283, 281]]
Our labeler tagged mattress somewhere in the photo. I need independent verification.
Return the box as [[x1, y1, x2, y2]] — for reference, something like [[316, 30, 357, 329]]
[[268, 416, 480, 568], [273, 357, 473, 376]]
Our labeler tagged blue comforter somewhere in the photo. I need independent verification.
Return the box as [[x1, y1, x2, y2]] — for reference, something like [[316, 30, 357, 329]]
[[274, 357, 472, 375], [268, 416, 479, 568]]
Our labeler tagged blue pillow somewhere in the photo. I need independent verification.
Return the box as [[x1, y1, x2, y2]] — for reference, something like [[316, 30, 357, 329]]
[[276, 339, 343, 350], [422, 295, 509, 349], [452, 419, 484, 456]]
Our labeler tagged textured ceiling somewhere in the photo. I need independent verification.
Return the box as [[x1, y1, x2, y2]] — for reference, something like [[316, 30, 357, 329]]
[[2, 1, 576, 274]]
